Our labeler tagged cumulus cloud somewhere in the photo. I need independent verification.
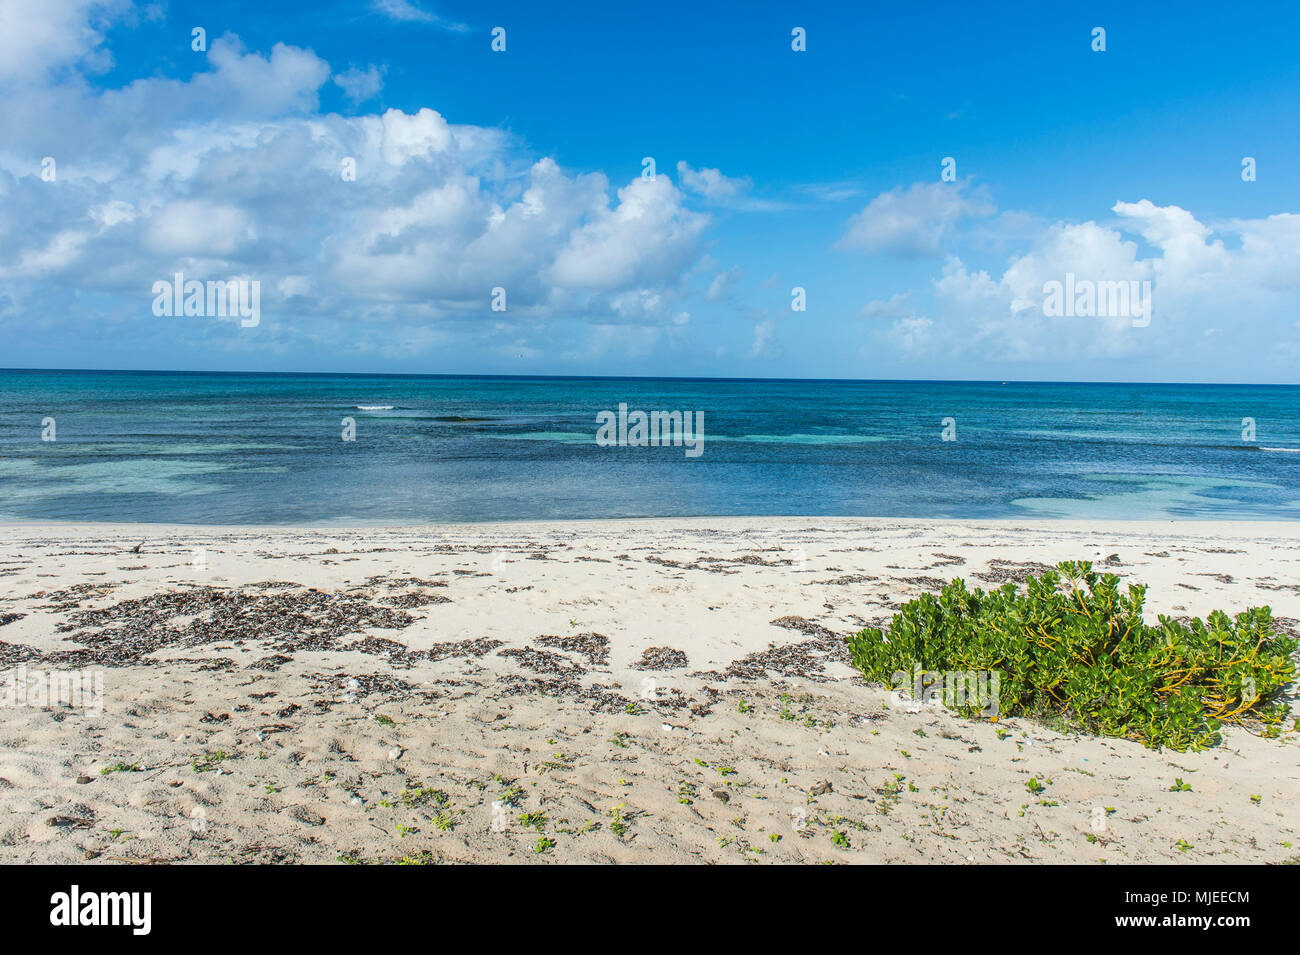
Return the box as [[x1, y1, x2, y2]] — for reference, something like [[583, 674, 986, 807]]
[[1000, 219, 1151, 316], [931, 256, 999, 304], [1223, 212, 1300, 292], [0, 25, 713, 356], [144, 200, 256, 257], [837, 180, 994, 256], [0, 0, 130, 82], [547, 175, 708, 291], [872, 199, 1300, 365], [377, 106, 454, 164]]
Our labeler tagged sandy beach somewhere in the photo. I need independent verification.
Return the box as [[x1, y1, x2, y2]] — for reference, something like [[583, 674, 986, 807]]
[[1, 517, 1297, 865]]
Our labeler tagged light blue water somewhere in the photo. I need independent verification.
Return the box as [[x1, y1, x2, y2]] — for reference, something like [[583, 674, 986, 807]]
[[0, 370, 1297, 524]]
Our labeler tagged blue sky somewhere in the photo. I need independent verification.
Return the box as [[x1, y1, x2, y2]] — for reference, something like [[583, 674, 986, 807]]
[[1, 0, 1298, 381]]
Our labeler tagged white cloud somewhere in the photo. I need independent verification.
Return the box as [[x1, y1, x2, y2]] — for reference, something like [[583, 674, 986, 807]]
[[0, 0, 129, 82], [888, 316, 935, 353], [1225, 212, 1300, 292], [706, 266, 743, 302], [279, 275, 311, 298], [892, 200, 1300, 365], [676, 161, 789, 211], [547, 175, 708, 291], [14, 229, 92, 277], [747, 317, 774, 357], [90, 199, 136, 229], [0, 30, 713, 352], [190, 37, 333, 117], [931, 256, 999, 303], [145, 201, 256, 257], [676, 161, 750, 202], [334, 65, 384, 105], [858, 291, 912, 319], [372, 0, 469, 31], [15, 35, 336, 139], [794, 181, 865, 203], [1000, 220, 1150, 316], [837, 180, 994, 256], [377, 106, 454, 164], [859, 292, 942, 355]]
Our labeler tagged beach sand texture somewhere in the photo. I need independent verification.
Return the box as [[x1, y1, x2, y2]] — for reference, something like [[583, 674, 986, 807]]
[[0, 517, 1297, 864]]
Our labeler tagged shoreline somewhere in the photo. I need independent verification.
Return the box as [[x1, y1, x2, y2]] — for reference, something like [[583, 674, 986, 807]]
[[3, 514, 1299, 534]]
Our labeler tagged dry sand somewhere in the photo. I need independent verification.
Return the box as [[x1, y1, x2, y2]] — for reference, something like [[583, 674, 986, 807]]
[[0, 517, 1297, 864]]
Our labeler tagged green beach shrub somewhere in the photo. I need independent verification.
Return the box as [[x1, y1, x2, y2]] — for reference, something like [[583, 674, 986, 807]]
[[848, 561, 1297, 751]]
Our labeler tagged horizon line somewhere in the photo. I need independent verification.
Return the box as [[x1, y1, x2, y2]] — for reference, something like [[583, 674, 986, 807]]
[[2, 366, 1300, 388]]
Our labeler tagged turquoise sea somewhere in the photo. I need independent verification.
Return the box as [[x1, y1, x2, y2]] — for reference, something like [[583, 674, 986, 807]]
[[0, 370, 1297, 524]]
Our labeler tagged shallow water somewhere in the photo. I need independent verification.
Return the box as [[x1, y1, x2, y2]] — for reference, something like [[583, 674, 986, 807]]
[[1, 370, 1297, 523]]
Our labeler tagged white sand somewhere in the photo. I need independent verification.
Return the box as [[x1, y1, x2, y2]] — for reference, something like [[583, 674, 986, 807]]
[[0, 517, 1297, 864]]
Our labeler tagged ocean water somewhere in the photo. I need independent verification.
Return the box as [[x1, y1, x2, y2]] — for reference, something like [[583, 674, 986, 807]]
[[0, 370, 1298, 524]]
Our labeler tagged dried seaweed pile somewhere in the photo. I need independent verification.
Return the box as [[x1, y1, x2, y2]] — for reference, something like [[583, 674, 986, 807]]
[[713, 616, 850, 682], [44, 585, 420, 667], [496, 672, 634, 713], [633, 646, 689, 670], [972, 559, 1055, 585], [498, 647, 587, 676], [646, 552, 795, 573], [535, 632, 610, 667]]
